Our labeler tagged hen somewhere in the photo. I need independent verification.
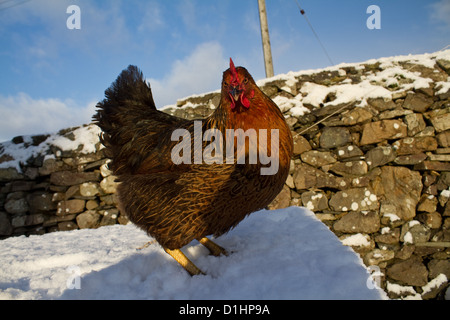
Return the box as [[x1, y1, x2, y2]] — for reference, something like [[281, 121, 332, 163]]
[[94, 59, 293, 275]]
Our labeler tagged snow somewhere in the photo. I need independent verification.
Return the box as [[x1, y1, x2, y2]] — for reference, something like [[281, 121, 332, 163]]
[[422, 274, 448, 296], [341, 233, 372, 247], [386, 281, 418, 298], [0, 123, 101, 172], [403, 232, 414, 244], [387, 274, 449, 300], [0, 207, 386, 300]]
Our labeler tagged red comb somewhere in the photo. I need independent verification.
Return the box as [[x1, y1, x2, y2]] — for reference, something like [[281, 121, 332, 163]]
[[229, 58, 239, 85]]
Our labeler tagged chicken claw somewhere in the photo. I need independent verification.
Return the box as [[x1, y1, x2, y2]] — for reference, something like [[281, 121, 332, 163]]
[[164, 248, 205, 276], [198, 237, 229, 257]]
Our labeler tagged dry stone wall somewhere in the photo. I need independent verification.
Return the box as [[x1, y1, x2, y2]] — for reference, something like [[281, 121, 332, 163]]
[[1, 50, 450, 299]]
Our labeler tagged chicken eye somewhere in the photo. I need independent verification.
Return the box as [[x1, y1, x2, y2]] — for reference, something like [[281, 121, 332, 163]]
[[243, 78, 248, 84]]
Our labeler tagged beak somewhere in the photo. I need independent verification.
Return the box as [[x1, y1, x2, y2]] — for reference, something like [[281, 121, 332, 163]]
[[229, 86, 242, 101]]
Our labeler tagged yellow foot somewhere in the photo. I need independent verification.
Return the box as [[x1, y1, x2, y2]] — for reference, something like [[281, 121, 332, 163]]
[[198, 237, 229, 257], [164, 247, 205, 276]]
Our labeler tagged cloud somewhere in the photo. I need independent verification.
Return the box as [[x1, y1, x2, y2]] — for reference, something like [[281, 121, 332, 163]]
[[430, 0, 450, 27], [149, 41, 227, 107], [0, 93, 96, 142]]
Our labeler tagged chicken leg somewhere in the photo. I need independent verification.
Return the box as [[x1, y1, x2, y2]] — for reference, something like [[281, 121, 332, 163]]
[[198, 237, 229, 256], [164, 247, 205, 276]]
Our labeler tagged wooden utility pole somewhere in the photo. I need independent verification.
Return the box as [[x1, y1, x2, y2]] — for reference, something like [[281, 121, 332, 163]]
[[257, 0, 274, 78]]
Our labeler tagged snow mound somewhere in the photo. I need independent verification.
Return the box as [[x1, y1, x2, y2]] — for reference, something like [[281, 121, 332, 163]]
[[0, 207, 386, 300], [0, 123, 102, 172]]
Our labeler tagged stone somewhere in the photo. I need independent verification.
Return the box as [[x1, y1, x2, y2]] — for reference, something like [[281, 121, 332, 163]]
[[360, 120, 407, 145], [50, 171, 101, 186], [339, 107, 373, 125], [301, 150, 336, 167], [336, 145, 364, 160], [10, 181, 33, 192], [417, 212, 442, 229], [364, 249, 395, 266], [63, 153, 103, 167], [329, 160, 368, 176], [365, 146, 396, 170], [372, 166, 423, 221], [100, 194, 118, 206], [268, 185, 291, 210], [100, 162, 113, 177], [0, 168, 24, 181], [4, 197, 29, 215], [387, 258, 428, 286], [437, 59, 450, 75], [437, 172, 450, 189], [292, 135, 312, 155], [76, 211, 101, 229], [57, 221, 78, 231], [428, 259, 450, 280], [27, 192, 56, 214], [380, 203, 404, 227], [427, 153, 450, 162], [292, 163, 321, 190], [367, 97, 396, 111], [430, 112, 450, 133], [416, 86, 434, 97], [293, 163, 350, 191], [38, 158, 70, 176], [319, 127, 352, 149], [374, 227, 400, 245], [400, 221, 431, 244], [100, 175, 119, 194], [404, 113, 426, 136], [393, 136, 438, 155], [395, 244, 415, 260], [378, 108, 413, 120], [333, 210, 380, 233], [56, 199, 85, 216], [0, 212, 13, 236], [402, 92, 433, 112], [394, 153, 427, 165], [415, 126, 435, 138], [417, 194, 438, 213], [421, 275, 449, 300], [100, 209, 119, 226], [86, 200, 99, 210], [301, 191, 328, 212], [414, 161, 450, 171], [79, 182, 101, 197], [329, 187, 379, 212], [12, 214, 45, 228], [117, 214, 129, 225]]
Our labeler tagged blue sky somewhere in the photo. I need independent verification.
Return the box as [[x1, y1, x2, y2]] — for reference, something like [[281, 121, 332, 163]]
[[0, 0, 449, 142]]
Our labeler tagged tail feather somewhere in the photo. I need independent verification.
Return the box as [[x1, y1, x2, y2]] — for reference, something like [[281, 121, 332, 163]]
[[93, 65, 158, 174], [93, 65, 192, 176]]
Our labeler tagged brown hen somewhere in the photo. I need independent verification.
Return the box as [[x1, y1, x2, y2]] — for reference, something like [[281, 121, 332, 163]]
[[94, 59, 293, 275]]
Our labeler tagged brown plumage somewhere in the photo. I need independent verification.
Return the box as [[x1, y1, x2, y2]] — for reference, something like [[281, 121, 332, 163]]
[[94, 59, 293, 275]]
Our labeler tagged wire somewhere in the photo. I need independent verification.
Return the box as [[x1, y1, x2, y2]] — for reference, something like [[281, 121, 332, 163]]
[[294, 0, 334, 66], [0, 0, 33, 12], [293, 44, 450, 138]]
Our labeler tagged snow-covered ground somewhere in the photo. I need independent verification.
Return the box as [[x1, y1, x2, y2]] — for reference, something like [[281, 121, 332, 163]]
[[0, 206, 386, 300]]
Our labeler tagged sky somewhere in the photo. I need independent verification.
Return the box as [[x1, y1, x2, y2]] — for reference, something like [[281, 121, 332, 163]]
[[0, 0, 449, 142]]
